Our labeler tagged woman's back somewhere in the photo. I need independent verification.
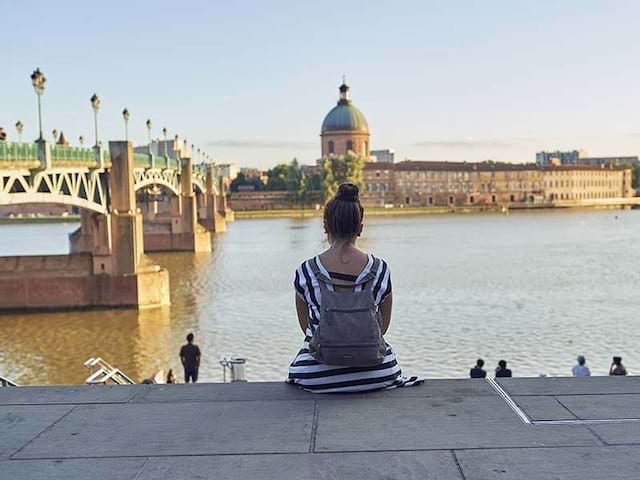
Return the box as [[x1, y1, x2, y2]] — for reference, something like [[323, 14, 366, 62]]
[[287, 183, 422, 393]]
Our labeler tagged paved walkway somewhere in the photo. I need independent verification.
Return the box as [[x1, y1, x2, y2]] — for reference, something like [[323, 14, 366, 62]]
[[2, 377, 640, 479]]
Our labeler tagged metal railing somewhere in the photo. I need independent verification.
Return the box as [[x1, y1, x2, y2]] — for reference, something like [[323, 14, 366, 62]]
[[0, 374, 18, 387], [51, 144, 96, 164], [0, 142, 38, 163], [83, 357, 135, 385]]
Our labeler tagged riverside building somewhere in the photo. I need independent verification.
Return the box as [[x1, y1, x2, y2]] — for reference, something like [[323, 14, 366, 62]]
[[362, 161, 633, 207]]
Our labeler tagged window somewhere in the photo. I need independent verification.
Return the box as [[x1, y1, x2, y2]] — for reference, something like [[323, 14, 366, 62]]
[[428, 196, 433, 205], [363, 141, 368, 153], [470, 195, 475, 204], [328, 140, 334, 154], [449, 196, 454, 205], [346, 140, 354, 152], [492, 195, 496, 203], [510, 194, 515, 202]]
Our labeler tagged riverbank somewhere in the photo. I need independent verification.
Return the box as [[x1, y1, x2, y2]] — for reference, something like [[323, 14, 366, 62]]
[[0, 214, 80, 224], [233, 202, 636, 220]]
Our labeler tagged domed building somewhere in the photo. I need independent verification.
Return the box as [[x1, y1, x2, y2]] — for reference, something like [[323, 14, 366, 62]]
[[321, 82, 370, 158]]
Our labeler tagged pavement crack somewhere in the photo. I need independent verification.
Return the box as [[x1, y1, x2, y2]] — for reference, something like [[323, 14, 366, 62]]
[[450, 450, 467, 479], [9, 405, 78, 460], [131, 457, 151, 480], [309, 401, 319, 453]]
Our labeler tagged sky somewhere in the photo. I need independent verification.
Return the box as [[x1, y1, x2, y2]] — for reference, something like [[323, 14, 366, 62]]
[[2, 1, 640, 169]]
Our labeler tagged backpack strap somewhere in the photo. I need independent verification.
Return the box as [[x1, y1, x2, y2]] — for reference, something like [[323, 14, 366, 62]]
[[361, 257, 381, 292]]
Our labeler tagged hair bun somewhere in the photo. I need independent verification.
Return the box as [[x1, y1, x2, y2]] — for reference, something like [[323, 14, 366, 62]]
[[336, 183, 359, 202]]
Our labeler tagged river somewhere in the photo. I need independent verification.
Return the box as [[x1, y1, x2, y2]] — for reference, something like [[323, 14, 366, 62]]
[[1, 209, 639, 385]]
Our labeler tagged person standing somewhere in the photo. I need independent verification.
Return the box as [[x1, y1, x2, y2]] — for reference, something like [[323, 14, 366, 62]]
[[609, 356, 628, 376], [180, 333, 201, 383], [495, 360, 512, 378], [470, 359, 487, 378], [572, 355, 591, 377]]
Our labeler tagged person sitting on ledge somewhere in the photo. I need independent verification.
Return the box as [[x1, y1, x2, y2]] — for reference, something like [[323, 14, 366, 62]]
[[287, 183, 423, 393], [572, 355, 591, 377], [470, 358, 487, 378], [495, 359, 512, 378], [609, 356, 628, 376]]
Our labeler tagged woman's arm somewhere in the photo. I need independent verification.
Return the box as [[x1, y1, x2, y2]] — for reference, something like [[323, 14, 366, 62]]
[[295, 294, 310, 334], [379, 293, 393, 335]]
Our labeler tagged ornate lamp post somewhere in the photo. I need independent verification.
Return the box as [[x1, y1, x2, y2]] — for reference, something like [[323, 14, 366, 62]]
[[162, 127, 168, 157], [15, 121, 24, 143], [174, 134, 180, 159], [52, 129, 58, 144], [79, 135, 84, 147], [90, 93, 100, 147], [30, 69, 46, 141], [146, 119, 152, 144], [122, 108, 130, 141]]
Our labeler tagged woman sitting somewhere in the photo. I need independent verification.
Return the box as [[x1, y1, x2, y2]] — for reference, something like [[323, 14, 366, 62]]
[[287, 183, 423, 393]]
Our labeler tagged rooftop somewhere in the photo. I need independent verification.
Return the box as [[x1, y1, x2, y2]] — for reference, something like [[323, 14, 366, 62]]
[[2, 377, 640, 479], [365, 160, 630, 172]]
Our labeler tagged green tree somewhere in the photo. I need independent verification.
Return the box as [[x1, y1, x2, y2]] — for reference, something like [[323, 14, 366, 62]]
[[286, 158, 303, 193], [322, 153, 365, 202], [230, 172, 266, 192], [266, 164, 289, 191]]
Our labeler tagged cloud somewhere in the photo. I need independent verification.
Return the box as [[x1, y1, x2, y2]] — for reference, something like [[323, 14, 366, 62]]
[[206, 139, 316, 149], [413, 138, 527, 149]]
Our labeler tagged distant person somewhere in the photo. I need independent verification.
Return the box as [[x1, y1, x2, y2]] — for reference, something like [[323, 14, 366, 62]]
[[495, 360, 512, 378], [572, 355, 591, 377], [470, 359, 487, 378], [609, 356, 628, 376], [180, 333, 201, 383], [166, 369, 177, 384]]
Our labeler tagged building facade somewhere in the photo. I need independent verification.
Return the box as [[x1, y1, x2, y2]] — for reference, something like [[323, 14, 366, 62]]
[[320, 82, 370, 158], [362, 161, 633, 207]]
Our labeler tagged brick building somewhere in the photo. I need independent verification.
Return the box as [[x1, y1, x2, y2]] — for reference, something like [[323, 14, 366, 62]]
[[362, 161, 633, 207]]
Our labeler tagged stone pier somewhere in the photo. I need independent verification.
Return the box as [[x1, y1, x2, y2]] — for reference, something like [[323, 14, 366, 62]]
[[0, 141, 170, 311], [142, 157, 216, 252]]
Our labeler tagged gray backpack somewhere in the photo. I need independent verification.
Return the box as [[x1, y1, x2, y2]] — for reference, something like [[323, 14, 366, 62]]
[[308, 258, 387, 367]]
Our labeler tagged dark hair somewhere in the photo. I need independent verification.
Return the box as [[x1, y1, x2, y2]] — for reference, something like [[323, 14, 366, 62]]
[[476, 359, 484, 368], [613, 356, 622, 365], [577, 355, 586, 366], [498, 360, 507, 368], [186, 333, 194, 342], [324, 183, 364, 240]]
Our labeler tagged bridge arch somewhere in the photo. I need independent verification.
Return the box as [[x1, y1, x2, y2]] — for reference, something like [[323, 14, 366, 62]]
[[0, 168, 109, 215]]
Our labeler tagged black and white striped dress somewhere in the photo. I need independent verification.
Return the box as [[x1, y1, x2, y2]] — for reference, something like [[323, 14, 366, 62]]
[[287, 254, 424, 393]]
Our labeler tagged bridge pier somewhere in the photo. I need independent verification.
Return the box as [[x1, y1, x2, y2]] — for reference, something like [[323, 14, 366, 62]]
[[198, 164, 227, 233], [143, 156, 212, 252], [0, 141, 170, 312]]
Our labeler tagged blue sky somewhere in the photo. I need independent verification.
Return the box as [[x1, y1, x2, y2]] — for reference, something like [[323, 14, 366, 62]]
[[2, 1, 640, 169]]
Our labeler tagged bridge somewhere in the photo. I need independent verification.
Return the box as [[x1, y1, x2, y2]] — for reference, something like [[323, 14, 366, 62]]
[[0, 139, 231, 311]]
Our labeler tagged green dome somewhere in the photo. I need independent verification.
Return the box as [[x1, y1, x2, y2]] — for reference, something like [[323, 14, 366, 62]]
[[321, 83, 370, 134]]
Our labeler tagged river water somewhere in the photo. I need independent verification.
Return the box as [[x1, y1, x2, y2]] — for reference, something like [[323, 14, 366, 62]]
[[1, 209, 639, 385]]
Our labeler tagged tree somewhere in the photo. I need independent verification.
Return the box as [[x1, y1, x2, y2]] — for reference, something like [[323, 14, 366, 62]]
[[266, 164, 289, 191], [322, 153, 365, 202], [286, 158, 303, 193], [230, 172, 266, 192]]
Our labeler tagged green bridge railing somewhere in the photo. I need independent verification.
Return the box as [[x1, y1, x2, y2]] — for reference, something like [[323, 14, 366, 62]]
[[0, 142, 181, 170], [0, 142, 39, 163]]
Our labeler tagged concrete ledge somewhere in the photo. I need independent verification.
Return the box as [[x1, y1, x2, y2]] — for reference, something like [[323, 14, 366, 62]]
[[2, 378, 640, 479]]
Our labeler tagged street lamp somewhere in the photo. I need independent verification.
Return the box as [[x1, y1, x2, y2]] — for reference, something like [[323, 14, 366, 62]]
[[122, 108, 130, 141], [162, 127, 167, 157], [52, 129, 58, 144], [15, 121, 24, 143], [197, 147, 201, 164], [30, 68, 46, 141], [90, 93, 100, 147], [79, 135, 84, 147], [174, 134, 180, 158]]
